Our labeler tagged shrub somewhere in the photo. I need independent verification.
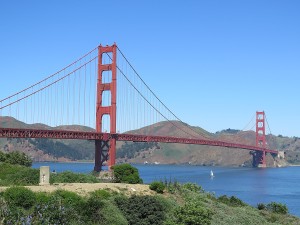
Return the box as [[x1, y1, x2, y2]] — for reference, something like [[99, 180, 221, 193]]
[[0, 163, 39, 186], [115, 195, 165, 225], [165, 179, 181, 194], [150, 181, 165, 193], [50, 171, 99, 183], [3, 187, 36, 209], [3, 151, 32, 167], [257, 203, 266, 210], [173, 202, 213, 225], [182, 183, 204, 193], [82, 197, 104, 222], [33, 195, 70, 224], [112, 163, 143, 184], [100, 201, 128, 225], [90, 189, 111, 200], [53, 190, 83, 203], [10, 167, 39, 185], [217, 195, 246, 207], [266, 202, 288, 214]]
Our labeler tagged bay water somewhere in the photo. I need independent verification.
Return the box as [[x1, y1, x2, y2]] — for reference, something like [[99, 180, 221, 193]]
[[32, 162, 300, 217]]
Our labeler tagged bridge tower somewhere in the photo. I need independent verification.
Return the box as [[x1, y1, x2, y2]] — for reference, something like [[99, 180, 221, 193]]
[[253, 111, 267, 167], [94, 44, 117, 172]]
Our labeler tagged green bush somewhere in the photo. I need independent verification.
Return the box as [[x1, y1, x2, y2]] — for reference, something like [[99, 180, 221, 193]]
[[266, 202, 288, 214], [182, 183, 204, 193], [1, 151, 32, 167], [150, 181, 165, 194], [100, 201, 128, 225], [0, 163, 39, 186], [9, 167, 39, 185], [173, 202, 213, 225], [115, 195, 165, 225], [217, 195, 246, 207], [50, 171, 99, 183], [33, 195, 71, 224], [112, 163, 143, 184], [82, 197, 104, 222], [90, 189, 111, 200], [3, 187, 36, 209], [257, 203, 266, 210], [53, 189, 84, 205]]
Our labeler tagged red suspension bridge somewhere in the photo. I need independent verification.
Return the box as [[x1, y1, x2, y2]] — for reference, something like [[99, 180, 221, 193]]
[[0, 43, 278, 171]]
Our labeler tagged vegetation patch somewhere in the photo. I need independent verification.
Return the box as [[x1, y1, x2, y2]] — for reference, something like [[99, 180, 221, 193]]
[[0, 151, 32, 167], [115, 195, 166, 225], [149, 181, 165, 193], [112, 163, 143, 184], [0, 164, 299, 224]]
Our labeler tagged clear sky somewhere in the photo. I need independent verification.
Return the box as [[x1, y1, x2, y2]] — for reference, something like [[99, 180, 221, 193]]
[[0, 1, 299, 137]]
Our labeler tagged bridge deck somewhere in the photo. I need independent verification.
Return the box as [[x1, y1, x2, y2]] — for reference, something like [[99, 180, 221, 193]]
[[0, 128, 278, 154]]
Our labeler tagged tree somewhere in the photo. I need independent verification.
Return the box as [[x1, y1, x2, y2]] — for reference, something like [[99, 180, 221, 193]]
[[0, 151, 32, 167], [112, 163, 143, 184]]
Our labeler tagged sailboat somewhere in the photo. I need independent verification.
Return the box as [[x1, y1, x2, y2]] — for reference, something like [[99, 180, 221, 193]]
[[210, 170, 214, 178]]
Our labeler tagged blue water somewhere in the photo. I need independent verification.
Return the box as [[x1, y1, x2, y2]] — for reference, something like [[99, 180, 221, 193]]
[[32, 162, 300, 217]]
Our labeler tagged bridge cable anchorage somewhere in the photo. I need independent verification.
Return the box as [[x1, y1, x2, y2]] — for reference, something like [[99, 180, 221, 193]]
[[113, 47, 212, 140]]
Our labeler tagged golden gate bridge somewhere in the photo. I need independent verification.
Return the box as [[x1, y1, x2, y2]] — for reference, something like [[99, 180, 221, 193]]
[[0, 43, 278, 171]]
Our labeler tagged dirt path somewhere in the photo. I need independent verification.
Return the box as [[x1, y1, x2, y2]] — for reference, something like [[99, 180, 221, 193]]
[[0, 183, 154, 196]]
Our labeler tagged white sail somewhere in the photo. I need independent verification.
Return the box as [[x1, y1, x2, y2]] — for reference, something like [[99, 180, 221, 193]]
[[210, 170, 214, 178]]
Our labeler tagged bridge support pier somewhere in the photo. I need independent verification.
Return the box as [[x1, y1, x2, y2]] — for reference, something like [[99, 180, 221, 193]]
[[94, 140, 109, 172], [251, 150, 266, 168]]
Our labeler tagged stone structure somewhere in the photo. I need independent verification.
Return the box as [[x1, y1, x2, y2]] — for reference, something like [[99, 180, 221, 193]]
[[39, 166, 50, 185]]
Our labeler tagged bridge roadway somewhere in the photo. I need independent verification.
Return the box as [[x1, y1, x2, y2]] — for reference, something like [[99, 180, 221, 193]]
[[0, 128, 278, 154]]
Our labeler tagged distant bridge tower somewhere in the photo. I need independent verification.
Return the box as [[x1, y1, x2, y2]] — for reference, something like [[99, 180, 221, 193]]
[[94, 44, 117, 172], [253, 111, 267, 167]]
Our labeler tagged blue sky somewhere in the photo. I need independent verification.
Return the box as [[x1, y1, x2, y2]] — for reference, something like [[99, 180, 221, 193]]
[[0, 1, 299, 137]]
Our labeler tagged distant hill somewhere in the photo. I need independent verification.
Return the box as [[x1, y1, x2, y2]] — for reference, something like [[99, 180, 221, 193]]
[[0, 117, 95, 161], [0, 116, 299, 166], [117, 122, 298, 167]]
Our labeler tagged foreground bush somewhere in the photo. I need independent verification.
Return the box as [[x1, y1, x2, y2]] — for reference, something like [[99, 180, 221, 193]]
[[266, 202, 288, 214], [150, 181, 165, 193], [112, 163, 143, 184], [257, 202, 288, 215], [3, 187, 36, 209], [0, 151, 32, 167], [0, 163, 39, 186], [218, 195, 246, 207], [168, 202, 213, 225], [50, 171, 100, 183], [115, 195, 166, 225], [182, 182, 204, 193]]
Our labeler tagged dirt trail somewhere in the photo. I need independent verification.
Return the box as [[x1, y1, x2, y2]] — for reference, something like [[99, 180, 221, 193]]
[[0, 183, 153, 196]]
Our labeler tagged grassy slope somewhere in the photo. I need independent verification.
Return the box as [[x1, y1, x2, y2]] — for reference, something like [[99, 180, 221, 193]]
[[0, 163, 299, 224]]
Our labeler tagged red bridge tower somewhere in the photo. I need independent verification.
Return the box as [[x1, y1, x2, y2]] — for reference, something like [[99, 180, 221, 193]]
[[253, 111, 267, 167], [94, 44, 117, 172]]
